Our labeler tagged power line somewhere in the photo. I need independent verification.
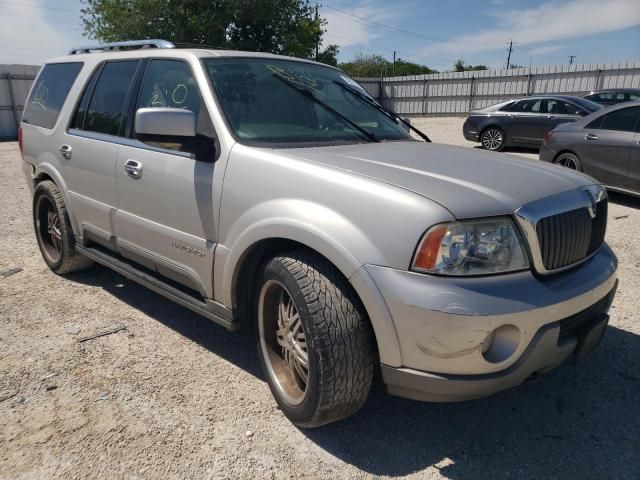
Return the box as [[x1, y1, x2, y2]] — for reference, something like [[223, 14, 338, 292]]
[[506, 40, 513, 69], [323, 3, 506, 47], [322, 32, 454, 67]]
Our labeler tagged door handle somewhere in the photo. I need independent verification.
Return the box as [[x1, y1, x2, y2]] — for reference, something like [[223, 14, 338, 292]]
[[124, 159, 143, 178], [59, 144, 72, 160], [585, 134, 598, 141], [547, 115, 556, 119]]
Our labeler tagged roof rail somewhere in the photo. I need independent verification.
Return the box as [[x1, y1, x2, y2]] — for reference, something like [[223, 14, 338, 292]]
[[69, 39, 175, 55]]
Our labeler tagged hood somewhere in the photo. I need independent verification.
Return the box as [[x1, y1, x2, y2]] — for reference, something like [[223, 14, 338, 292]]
[[277, 141, 594, 219]]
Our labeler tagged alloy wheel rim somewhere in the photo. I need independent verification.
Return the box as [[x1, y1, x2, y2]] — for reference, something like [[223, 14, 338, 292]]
[[259, 279, 309, 406], [36, 196, 62, 262], [554, 155, 577, 170], [482, 129, 503, 150]]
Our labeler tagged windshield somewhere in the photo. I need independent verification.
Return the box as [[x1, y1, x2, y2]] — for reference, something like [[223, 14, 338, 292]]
[[572, 97, 603, 112], [203, 58, 411, 146]]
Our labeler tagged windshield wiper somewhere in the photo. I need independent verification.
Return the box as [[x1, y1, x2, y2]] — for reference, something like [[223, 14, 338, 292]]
[[333, 80, 432, 143], [272, 74, 379, 143]]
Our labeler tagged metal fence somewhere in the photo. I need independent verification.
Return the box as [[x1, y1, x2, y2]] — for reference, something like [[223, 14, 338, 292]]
[[0, 64, 40, 140], [355, 60, 640, 116], [2, 61, 640, 138]]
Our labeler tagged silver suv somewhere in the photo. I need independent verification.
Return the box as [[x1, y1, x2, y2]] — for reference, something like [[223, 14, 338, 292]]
[[20, 40, 618, 427]]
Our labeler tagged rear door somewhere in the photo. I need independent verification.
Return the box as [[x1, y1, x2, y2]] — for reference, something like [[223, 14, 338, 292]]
[[65, 60, 141, 244], [575, 106, 640, 187], [113, 59, 219, 297], [502, 98, 545, 144]]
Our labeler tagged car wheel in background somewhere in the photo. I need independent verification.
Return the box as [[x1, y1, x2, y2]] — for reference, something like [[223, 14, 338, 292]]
[[553, 152, 582, 171], [480, 127, 506, 151], [257, 252, 375, 428]]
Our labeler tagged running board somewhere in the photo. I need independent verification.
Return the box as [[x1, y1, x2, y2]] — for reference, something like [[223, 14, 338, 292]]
[[76, 244, 237, 331]]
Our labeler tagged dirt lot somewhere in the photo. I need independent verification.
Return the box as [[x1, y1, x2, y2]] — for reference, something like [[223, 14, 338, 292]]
[[1, 117, 639, 479]]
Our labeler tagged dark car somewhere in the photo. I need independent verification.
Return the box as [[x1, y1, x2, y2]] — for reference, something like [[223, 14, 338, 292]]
[[463, 95, 602, 151], [539, 101, 640, 196], [584, 88, 640, 107]]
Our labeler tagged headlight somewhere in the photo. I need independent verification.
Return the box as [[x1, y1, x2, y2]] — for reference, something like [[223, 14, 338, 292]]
[[412, 218, 529, 276]]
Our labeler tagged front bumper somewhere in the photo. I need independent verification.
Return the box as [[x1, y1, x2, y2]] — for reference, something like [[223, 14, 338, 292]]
[[364, 243, 618, 402]]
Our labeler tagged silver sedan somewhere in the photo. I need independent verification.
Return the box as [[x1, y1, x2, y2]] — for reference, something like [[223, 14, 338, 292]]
[[539, 101, 640, 196]]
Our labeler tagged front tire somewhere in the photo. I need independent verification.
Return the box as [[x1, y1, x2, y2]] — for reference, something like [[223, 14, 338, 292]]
[[480, 127, 506, 151], [257, 252, 375, 428], [33, 180, 93, 274]]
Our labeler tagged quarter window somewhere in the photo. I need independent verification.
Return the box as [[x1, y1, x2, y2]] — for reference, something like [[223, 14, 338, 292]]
[[23, 62, 83, 129], [587, 106, 640, 132], [83, 61, 139, 136]]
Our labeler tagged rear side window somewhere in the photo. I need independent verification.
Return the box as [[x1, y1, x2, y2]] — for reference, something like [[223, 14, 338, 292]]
[[587, 106, 640, 132], [82, 61, 139, 136], [508, 99, 542, 113], [23, 62, 83, 129]]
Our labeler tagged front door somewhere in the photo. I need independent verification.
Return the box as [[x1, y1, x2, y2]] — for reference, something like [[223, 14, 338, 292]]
[[113, 59, 219, 297], [576, 106, 640, 188]]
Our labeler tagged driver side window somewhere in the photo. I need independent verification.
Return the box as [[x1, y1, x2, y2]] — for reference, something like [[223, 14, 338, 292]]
[[136, 59, 215, 160]]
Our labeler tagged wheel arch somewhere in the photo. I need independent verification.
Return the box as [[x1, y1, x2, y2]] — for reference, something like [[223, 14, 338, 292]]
[[32, 163, 80, 236], [225, 233, 402, 367]]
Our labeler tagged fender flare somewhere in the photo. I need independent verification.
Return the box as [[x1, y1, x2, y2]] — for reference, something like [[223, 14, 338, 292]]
[[217, 215, 403, 367], [33, 163, 81, 236]]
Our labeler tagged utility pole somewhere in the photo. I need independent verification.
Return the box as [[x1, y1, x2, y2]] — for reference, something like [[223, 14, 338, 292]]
[[506, 40, 513, 69], [568, 55, 577, 66], [393, 50, 396, 76], [315, 3, 320, 61]]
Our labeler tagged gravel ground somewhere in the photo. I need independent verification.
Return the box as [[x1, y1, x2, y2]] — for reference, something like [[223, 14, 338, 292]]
[[1, 117, 639, 479]]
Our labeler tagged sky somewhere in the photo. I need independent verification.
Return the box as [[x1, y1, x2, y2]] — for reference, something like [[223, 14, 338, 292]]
[[0, 0, 638, 71]]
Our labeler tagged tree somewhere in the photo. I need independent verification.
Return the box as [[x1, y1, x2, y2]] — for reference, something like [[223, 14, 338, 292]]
[[338, 53, 437, 77], [453, 59, 488, 72], [80, 0, 339, 65]]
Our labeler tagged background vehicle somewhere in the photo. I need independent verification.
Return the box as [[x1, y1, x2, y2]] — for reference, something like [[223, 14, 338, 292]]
[[20, 40, 617, 428], [583, 88, 640, 107], [540, 101, 640, 196], [463, 95, 602, 151]]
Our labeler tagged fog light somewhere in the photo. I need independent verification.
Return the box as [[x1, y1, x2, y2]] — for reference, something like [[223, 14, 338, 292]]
[[482, 325, 521, 363]]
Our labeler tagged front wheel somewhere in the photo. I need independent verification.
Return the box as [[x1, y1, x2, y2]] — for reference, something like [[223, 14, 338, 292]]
[[257, 252, 375, 428], [480, 127, 506, 151]]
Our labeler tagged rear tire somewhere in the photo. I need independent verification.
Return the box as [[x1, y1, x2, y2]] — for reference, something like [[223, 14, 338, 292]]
[[553, 152, 582, 171], [33, 180, 93, 274], [480, 127, 506, 151], [257, 252, 375, 428]]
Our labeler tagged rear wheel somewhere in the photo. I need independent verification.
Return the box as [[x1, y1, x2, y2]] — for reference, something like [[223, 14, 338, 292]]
[[33, 181, 93, 274], [257, 252, 375, 427], [553, 152, 581, 171], [480, 127, 506, 151]]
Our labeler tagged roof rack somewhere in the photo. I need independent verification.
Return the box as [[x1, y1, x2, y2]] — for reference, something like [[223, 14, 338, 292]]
[[69, 39, 175, 55]]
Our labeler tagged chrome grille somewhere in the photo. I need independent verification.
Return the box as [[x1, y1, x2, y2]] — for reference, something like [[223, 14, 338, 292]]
[[514, 185, 608, 275], [536, 200, 607, 271]]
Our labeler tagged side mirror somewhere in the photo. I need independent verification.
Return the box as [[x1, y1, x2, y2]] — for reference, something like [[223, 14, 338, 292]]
[[135, 107, 196, 137]]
